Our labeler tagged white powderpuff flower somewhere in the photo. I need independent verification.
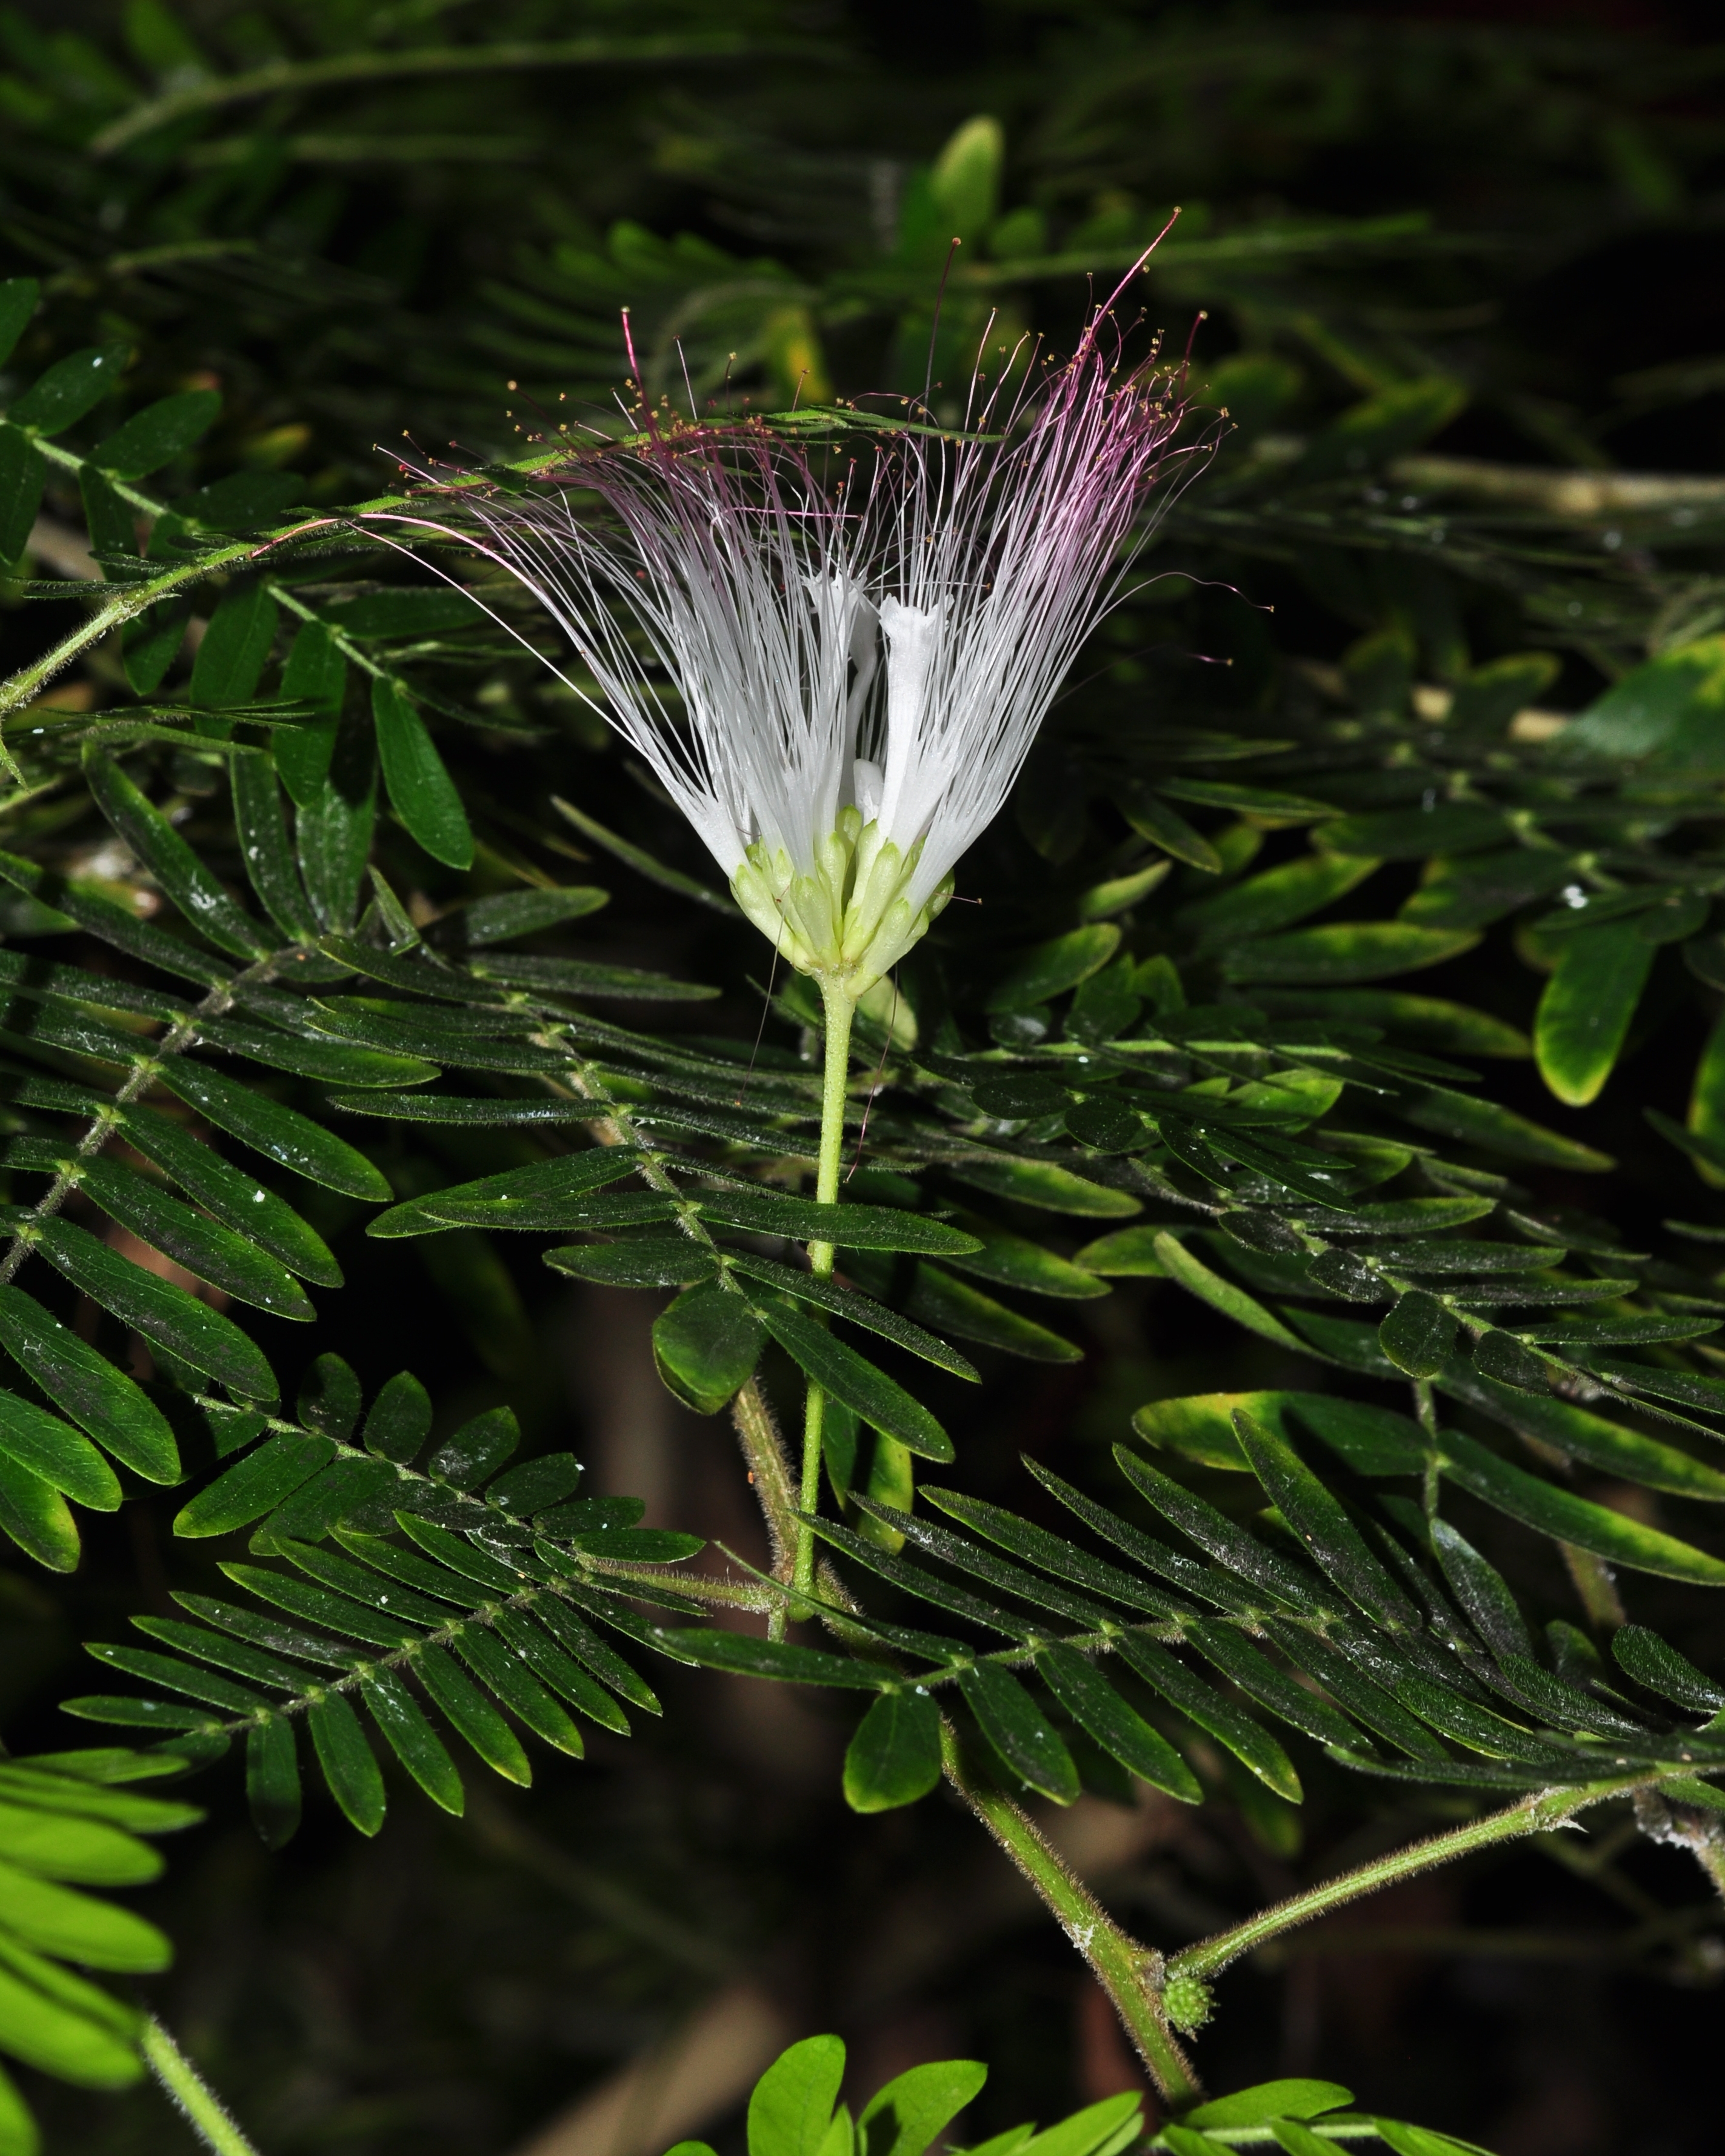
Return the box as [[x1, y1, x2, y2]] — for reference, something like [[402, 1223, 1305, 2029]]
[[374, 296, 1199, 1000]]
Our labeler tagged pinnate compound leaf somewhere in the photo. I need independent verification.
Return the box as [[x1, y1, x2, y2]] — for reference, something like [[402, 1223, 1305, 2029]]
[[844, 1690, 943, 1812], [759, 1301, 953, 1462]]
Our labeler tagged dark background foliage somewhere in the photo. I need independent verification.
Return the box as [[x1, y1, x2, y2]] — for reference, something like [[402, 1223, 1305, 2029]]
[[4, 3, 1725, 2154]]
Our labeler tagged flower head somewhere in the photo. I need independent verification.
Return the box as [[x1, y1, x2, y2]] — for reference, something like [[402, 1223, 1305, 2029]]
[[382, 299, 1196, 1000]]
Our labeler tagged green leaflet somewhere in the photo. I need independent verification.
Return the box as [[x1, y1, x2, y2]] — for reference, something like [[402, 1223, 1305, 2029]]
[[90, 390, 220, 479], [245, 1716, 302, 1849], [32, 1217, 278, 1403], [986, 926, 1121, 1010], [0, 1288, 178, 1483], [0, 1392, 120, 1512], [0, 1451, 81, 1571], [1610, 1623, 1724, 1712], [369, 1148, 644, 1237], [656, 1629, 888, 1689], [0, 1955, 143, 2087], [904, 1265, 1081, 1363], [1230, 1409, 1418, 1629], [1223, 923, 1479, 985], [361, 1669, 465, 1816], [373, 677, 474, 871], [116, 1104, 342, 1286], [1378, 1291, 1457, 1379], [173, 1434, 338, 1537], [1180, 851, 1380, 942], [412, 1645, 533, 1786], [749, 2035, 847, 2156], [843, 1691, 944, 1812], [695, 1187, 983, 1255], [0, 1857, 168, 1973], [190, 584, 279, 717], [941, 1216, 1110, 1299], [1183, 2081, 1352, 2130], [1110, 1631, 1303, 1802], [81, 751, 272, 960], [307, 1692, 387, 1836], [1323, 804, 1508, 859], [1438, 1429, 1725, 1584], [725, 1253, 978, 1379], [273, 620, 346, 806], [74, 1157, 314, 1320], [545, 1239, 718, 1288], [941, 1156, 1141, 1217], [757, 1300, 953, 1463], [450, 887, 610, 943], [956, 1662, 1079, 1803], [8, 344, 129, 435], [1125, 790, 1226, 873], [652, 1282, 764, 1414], [1132, 1391, 1425, 1477], [0, 422, 47, 565], [1533, 920, 1652, 1108], [1033, 1640, 1201, 1802], [1443, 1360, 1725, 1500], [1152, 1233, 1313, 1353], [1400, 1085, 1613, 1171], [150, 1057, 392, 1200]]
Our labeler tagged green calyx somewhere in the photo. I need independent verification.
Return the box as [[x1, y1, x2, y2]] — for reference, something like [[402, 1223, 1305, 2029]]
[[732, 805, 953, 1000]]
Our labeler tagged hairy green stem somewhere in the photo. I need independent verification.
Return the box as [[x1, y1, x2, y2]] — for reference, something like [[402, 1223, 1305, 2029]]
[[939, 1722, 1201, 2105], [1169, 1775, 1649, 1981], [792, 980, 855, 1604], [141, 2018, 259, 2156]]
